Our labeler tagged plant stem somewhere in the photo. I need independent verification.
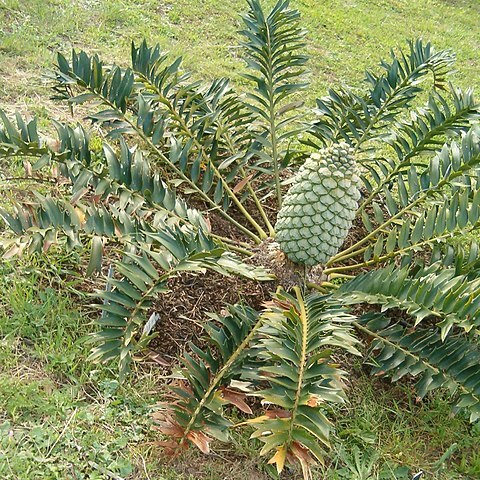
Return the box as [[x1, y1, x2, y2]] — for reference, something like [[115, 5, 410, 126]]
[[262, 20, 282, 209], [216, 116, 275, 236], [306, 282, 326, 292], [1, 176, 57, 185], [244, 173, 276, 237], [324, 232, 454, 275], [328, 273, 355, 280], [285, 287, 308, 446], [213, 112, 276, 235], [212, 237, 253, 256], [328, 246, 369, 265]]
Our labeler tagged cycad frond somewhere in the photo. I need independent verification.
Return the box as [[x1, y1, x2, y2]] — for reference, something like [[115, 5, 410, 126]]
[[240, 0, 308, 207], [357, 313, 480, 423], [51, 48, 269, 241], [309, 39, 456, 148], [387, 86, 479, 162], [0, 110, 45, 157], [155, 304, 263, 452], [131, 40, 257, 189], [335, 263, 480, 338], [430, 240, 480, 276], [0, 112, 218, 263], [91, 233, 271, 380], [247, 289, 359, 479]]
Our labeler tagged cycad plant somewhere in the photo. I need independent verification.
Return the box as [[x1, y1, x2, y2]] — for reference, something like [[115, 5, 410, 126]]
[[1, 0, 480, 477]]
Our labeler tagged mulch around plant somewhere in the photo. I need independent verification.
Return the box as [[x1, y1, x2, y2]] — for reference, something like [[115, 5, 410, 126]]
[[147, 269, 275, 365]]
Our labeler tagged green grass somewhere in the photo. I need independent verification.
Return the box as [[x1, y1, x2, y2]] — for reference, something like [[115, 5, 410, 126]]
[[1, 0, 478, 114], [324, 375, 480, 479], [1, 0, 480, 478], [0, 259, 479, 479], [0, 260, 158, 479]]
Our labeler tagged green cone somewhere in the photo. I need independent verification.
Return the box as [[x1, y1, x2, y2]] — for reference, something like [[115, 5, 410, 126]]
[[275, 143, 361, 266]]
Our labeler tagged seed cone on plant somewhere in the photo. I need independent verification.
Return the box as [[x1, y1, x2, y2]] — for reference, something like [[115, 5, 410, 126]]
[[275, 143, 361, 265]]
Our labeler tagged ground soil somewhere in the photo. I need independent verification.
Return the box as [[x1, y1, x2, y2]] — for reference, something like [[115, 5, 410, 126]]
[[147, 269, 274, 364]]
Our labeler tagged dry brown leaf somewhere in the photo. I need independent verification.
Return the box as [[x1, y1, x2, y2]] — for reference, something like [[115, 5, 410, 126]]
[[187, 430, 212, 454], [24, 160, 32, 177], [3, 244, 20, 259], [74, 207, 86, 225], [220, 387, 252, 414], [290, 441, 317, 480], [45, 137, 61, 152], [146, 351, 171, 367], [43, 239, 53, 252], [153, 415, 184, 438], [233, 174, 253, 193], [265, 408, 291, 419], [267, 446, 287, 474]]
